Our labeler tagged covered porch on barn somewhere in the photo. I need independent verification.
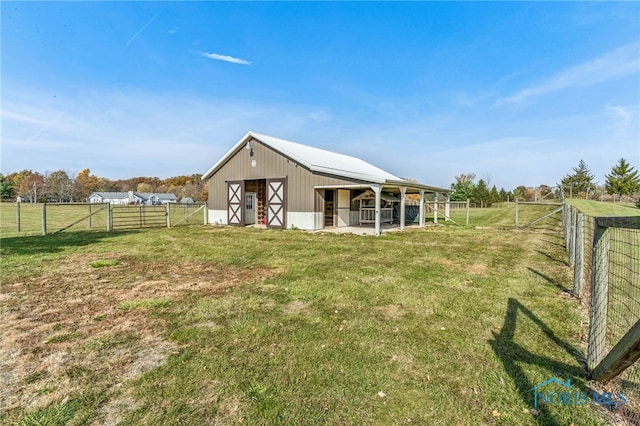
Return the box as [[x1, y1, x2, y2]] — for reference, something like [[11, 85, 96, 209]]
[[314, 182, 452, 236]]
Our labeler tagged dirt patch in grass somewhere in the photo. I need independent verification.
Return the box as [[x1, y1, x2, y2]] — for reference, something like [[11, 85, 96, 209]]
[[215, 393, 245, 423], [94, 395, 140, 426], [467, 263, 488, 276], [433, 257, 488, 276], [377, 304, 405, 320], [389, 352, 415, 372], [0, 254, 275, 422], [283, 300, 311, 315]]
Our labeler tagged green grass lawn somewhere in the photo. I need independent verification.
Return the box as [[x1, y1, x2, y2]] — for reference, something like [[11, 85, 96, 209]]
[[0, 202, 206, 238], [566, 199, 640, 217], [445, 204, 563, 229], [0, 203, 110, 237], [0, 221, 615, 425]]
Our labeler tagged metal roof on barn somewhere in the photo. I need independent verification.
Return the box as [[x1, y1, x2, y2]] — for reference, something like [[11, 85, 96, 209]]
[[202, 131, 450, 192]]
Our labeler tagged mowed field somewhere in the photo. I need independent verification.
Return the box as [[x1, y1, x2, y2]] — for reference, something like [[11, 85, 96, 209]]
[[0, 207, 624, 425]]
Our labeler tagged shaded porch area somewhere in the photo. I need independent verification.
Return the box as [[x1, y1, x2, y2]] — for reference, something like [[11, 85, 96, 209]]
[[315, 182, 452, 236]]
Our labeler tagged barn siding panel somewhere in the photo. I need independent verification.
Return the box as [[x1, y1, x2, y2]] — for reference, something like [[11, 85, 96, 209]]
[[207, 137, 368, 213]]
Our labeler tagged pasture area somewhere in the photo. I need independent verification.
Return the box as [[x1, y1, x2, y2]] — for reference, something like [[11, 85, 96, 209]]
[[565, 199, 640, 217], [0, 202, 206, 237], [0, 214, 615, 424], [0, 203, 107, 237]]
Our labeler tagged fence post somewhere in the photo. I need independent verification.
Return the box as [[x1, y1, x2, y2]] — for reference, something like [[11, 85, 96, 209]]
[[465, 199, 470, 227], [569, 207, 577, 267], [445, 193, 450, 222], [564, 205, 573, 253], [433, 192, 438, 224], [515, 198, 518, 229], [562, 204, 567, 243], [568, 205, 574, 249], [573, 212, 585, 297], [587, 221, 610, 370], [107, 203, 112, 232], [166, 203, 171, 228], [204, 202, 208, 225], [88, 204, 92, 229], [16, 202, 21, 232], [566, 206, 573, 258], [42, 203, 47, 235]]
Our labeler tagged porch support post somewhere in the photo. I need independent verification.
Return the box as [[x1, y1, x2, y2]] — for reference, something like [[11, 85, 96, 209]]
[[400, 187, 407, 230], [419, 190, 425, 227], [445, 192, 451, 222], [372, 185, 381, 237], [434, 192, 439, 224]]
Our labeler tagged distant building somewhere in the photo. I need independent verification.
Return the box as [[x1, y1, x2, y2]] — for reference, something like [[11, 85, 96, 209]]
[[88, 191, 178, 205]]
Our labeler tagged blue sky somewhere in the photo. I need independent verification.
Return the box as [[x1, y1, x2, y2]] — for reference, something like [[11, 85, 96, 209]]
[[1, 1, 639, 190]]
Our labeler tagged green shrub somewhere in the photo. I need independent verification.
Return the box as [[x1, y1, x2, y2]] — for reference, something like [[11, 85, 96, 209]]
[[89, 259, 118, 268]]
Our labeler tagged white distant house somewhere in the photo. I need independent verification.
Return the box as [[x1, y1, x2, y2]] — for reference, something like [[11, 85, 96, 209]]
[[88, 191, 178, 205]]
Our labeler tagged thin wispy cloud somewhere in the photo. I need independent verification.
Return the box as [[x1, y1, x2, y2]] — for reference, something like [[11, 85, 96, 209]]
[[498, 41, 640, 105], [0, 109, 50, 126], [24, 110, 66, 142], [126, 13, 160, 46], [200, 52, 251, 65]]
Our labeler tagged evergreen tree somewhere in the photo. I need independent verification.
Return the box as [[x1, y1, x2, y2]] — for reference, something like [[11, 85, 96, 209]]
[[0, 174, 14, 200], [472, 179, 490, 208], [605, 158, 640, 198], [490, 185, 501, 204], [561, 160, 596, 198]]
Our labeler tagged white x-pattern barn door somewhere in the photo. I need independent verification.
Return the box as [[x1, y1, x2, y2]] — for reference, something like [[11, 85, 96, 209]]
[[227, 181, 244, 226], [266, 178, 286, 228]]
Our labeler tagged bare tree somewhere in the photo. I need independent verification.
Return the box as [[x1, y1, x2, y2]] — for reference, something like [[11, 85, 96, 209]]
[[45, 170, 74, 202], [455, 173, 476, 183]]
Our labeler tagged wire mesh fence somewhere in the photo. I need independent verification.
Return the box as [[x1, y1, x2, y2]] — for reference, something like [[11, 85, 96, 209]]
[[167, 202, 207, 227], [563, 204, 640, 422], [606, 226, 640, 352], [1, 202, 45, 236], [0, 202, 207, 236], [0, 203, 111, 236], [516, 201, 563, 230]]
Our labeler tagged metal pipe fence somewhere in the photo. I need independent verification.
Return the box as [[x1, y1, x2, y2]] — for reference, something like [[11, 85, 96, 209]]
[[563, 204, 640, 422], [0, 202, 207, 236]]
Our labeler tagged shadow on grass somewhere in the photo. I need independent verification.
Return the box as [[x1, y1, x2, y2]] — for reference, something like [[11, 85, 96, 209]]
[[489, 298, 589, 426], [527, 267, 572, 293], [523, 214, 563, 233], [539, 239, 566, 249], [0, 230, 136, 256], [534, 249, 569, 267]]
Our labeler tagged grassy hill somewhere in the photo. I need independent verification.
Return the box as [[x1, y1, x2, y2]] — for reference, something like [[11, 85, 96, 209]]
[[566, 199, 640, 217]]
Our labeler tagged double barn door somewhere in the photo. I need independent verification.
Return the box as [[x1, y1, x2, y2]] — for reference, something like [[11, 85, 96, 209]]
[[227, 178, 286, 228]]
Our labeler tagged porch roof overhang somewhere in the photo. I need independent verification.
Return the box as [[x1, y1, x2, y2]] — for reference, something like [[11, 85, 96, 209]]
[[352, 189, 400, 203], [314, 180, 451, 194]]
